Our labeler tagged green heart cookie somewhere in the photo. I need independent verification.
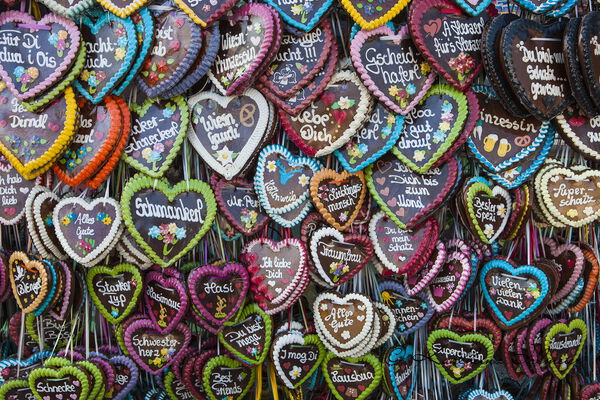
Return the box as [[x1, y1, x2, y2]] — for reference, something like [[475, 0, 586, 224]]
[[202, 355, 256, 400], [322, 351, 382, 400]]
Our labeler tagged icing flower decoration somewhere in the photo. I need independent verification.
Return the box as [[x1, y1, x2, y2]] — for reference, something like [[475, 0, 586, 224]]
[[448, 52, 475, 82], [148, 223, 186, 255], [298, 174, 309, 186], [413, 150, 425, 162], [497, 204, 506, 217], [329, 261, 349, 282], [584, 206, 594, 216], [240, 209, 258, 228], [13, 66, 39, 92], [346, 142, 369, 164], [290, 366, 302, 380], [267, 161, 277, 172], [213, 146, 238, 166], [483, 224, 494, 238]]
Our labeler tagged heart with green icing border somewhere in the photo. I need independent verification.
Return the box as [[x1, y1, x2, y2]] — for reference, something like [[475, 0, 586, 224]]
[[391, 84, 467, 174], [43, 357, 105, 400], [543, 318, 586, 380], [218, 303, 272, 366], [202, 355, 256, 400], [0, 378, 32, 400], [427, 329, 494, 384], [28, 365, 90, 400], [120, 174, 217, 268], [271, 332, 325, 389], [322, 351, 382, 400], [86, 263, 143, 324]]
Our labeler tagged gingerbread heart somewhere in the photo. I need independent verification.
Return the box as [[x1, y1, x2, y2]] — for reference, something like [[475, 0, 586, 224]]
[[120, 175, 217, 268], [144, 270, 188, 334], [8, 252, 48, 314], [465, 181, 511, 244], [426, 250, 471, 312], [202, 355, 255, 400], [380, 279, 434, 335], [0, 163, 41, 225], [271, 332, 325, 389], [322, 352, 382, 400], [28, 365, 90, 400], [543, 319, 586, 380]]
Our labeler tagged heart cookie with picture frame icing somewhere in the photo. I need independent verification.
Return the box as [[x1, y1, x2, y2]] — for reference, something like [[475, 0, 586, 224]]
[[379, 279, 434, 335], [426, 250, 471, 312], [309, 227, 373, 287], [322, 352, 382, 400], [0, 86, 78, 180], [350, 24, 436, 115], [0, 163, 42, 225], [0, 11, 82, 101], [8, 252, 49, 314], [427, 329, 494, 384], [543, 319, 586, 380], [28, 365, 90, 400], [123, 96, 188, 178], [144, 270, 188, 334], [52, 196, 122, 266], [309, 169, 366, 231], [279, 70, 373, 157], [120, 174, 217, 268], [208, 3, 277, 96], [254, 144, 323, 214], [271, 331, 325, 389], [187, 89, 270, 181], [408, 0, 495, 91], [391, 84, 468, 173], [539, 167, 600, 227], [87, 263, 142, 324]]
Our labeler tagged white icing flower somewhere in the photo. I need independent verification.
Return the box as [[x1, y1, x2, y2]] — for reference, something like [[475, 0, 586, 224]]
[[497, 205, 506, 217], [341, 331, 351, 340], [215, 146, 233, 165], [320, 303, 328, 311], [289, 366, 302, 380], [298, 174, 309, 186], [550, 175, 560, 183], [584, 206, 594, 216], [267, 160, 277, 172], [338, 96, 352, 110], [484, 224, 494, 238]]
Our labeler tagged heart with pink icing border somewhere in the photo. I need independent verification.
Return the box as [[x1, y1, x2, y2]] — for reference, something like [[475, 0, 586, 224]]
[[425, 250, 471, 312], [143, 270, 188, 334], [403, 240, 446, 296]]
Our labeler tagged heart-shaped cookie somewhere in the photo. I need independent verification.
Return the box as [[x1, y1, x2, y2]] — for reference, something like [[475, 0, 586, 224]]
[[500, 19, 572, 120], [218, 303, 272, 365], [351, 25, 436, 115], [0, 85, 78, 180], [380, 279, 434, 335], [409, 0, 495, 91], [543, 319, 586, 380], [187, 89, 270, 180], [366, 152, 459, 229], [309, 169, 366, 230], [386, 346, 415, 400], [427, 329, 494, 384], [271, 332, 325, 389], [109, 355, 139, 400], [0, 12, 81, 101], [279, 70, 373, 157], [0, 163, 41, 225], [123, 96, 188, 178], [74, 14, 136, 103], [480, 259, 550, 330], [254, 144, 322, 214], [391, 84, 468, 173], [120, 175, 217, 268], [202, 355, 255, 400], [341, 0, 410, 30], [556, 106, 600, 162], [187, 263, 248, 332], [124, 317, 191, 374], [144, 270, 188, 334], [322, 352, 382, 400], [426, 250, 471, 312], [465, 181, 511, 243], [28, 365, 90, 400], [8, 252, 48, 314], [579, 12, 600, 110], [52, 196, 122, 266]]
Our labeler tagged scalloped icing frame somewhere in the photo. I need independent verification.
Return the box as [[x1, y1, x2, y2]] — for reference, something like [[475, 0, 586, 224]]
[[8, 252, 49, 314], [122, 96, 189, 178], [74, 14, 137, 104], [309, 169, 366, 230], [313, 292, 374, 350], [218, 303, 273, 366], [479, 259, 550, 329], [467, 390, 515, 400], [271, 332, 325, 389], [350, 25, 436, 115], [52, 196, 123, 265], [97, 0, 149, 19], [53, 96, 123, 186], [187, 263, 249, 327], [0, 87, 77, 180], [173, 0, 236, 27], [556, 112, 600, 162], [202, 355, 256, 400], [425, 250, 470, 312], [113, 9, 154, 96], [465, 182, 512, 244], [33, 259, 57, 316], [322, 352, 382, 400], [86, 263, 143, 324], [0, 171, 43, 226], [539, 168, 600, 227], [543, 319, 586, 380], [467, 86, 551, 173], [309, 227, 373, 287], [28, 366, 90, 400], [269, 197, 314, 228], [143, 270, 189, 334], [391, 84, 468, 173], [403, 240, 446, 295], [340, 0, 410, 30], [569, 247, 599, 312], [0, 11, 81, 101], [243, 237, 307, 304], [206, 3, 276, 96], [365, 155, 459, 230], [379, 279, 434, 335], [120, 175, 217, 268], [44, 358, 104, 400], [187, 89, 270, 181], [254, 144, 323, 215], [279, 70, 373, 157], [427, 329, 494, 384]]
